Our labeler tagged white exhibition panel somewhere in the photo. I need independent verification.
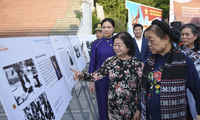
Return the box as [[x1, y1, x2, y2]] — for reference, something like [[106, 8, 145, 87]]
[[50, 36, 78, 91], [0, 37, 71, 120], [82, 35, 96, 62], [68, 35, 87, 71]]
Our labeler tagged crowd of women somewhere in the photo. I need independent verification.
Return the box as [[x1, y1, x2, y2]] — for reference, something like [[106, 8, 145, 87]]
[[70, 18, 200, 120]]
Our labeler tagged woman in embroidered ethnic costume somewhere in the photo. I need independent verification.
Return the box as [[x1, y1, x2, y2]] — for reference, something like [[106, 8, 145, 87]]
[[89, 18, 116, 120], [70, 32, 143, 120], [177, 23, 200, 119], [134, 20, 200, 120]]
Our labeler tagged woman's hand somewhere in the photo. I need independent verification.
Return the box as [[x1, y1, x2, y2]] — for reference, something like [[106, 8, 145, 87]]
[[195, 115, 200, 120], [134, 110, 141, 120], [89, 82, 95, 94], [141, 62, 144, 68], [69, 68, 83, 81]]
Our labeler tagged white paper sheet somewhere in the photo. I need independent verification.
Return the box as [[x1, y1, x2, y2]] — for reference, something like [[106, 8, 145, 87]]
[[50, 36, 79, 90], [68, 35, 87, 71], [0, 37, 71, 120]]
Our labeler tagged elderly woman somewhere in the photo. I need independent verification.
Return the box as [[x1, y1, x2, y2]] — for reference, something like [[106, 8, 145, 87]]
[[134, 20, 200, 120], [177, 23, 200, 78], [177, 23, 200, 119], [70, 32, 143, 119]]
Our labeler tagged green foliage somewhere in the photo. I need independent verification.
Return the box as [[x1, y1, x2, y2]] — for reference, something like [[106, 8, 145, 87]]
[[96, 0, 128, 32], [130, 0, 156, 6], [75, 11, 82, 21], [92, 11, 101, 34], [109, 15, 128, 33]]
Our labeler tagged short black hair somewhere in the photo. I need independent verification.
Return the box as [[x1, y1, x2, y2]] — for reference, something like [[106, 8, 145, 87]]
[[112, 32, 135, 56], [133, 24, 143, 30]]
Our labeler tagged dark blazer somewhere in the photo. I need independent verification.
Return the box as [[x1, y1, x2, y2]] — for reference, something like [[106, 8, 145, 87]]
[[133, 37, 151, 63]]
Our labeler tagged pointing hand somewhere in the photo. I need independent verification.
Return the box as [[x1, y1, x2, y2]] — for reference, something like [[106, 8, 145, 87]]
[[69, 68, 83, 81]]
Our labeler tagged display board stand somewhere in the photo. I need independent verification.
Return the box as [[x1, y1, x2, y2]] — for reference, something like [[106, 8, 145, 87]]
[[0, 36, 98, 120], [67, 106, 74, 120], [72, 87, 86, 120], [80, 81, 98, 120], [66, 80, 98, 120], [84, 81, 98, 118]]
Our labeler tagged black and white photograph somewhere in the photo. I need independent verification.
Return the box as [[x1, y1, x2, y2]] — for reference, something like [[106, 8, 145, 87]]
[[22, 92, 55, 120], [67, 51, 74, 66], [73, 45, 81, 58], [3, 58, 42, 106], [85, 41, 92, 49], [50, 56, 62, 80], [86, 41, 93, 57]]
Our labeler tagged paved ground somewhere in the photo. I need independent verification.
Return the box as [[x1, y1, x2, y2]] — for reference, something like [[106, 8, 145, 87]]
[[62, 81, 99, 120]]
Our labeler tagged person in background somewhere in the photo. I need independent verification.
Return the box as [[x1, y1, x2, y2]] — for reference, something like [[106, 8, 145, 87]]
[[93, 23, 103, 42], [177, 23, 200, 119], [134, 19, 200, 120], [89, 18, 116, 120], [171, 28, 181, 47], [177, 23, 200, 79], [70, 32, 143, 119], [133, 24, 151, 64], [88, 23, 103, 56]]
